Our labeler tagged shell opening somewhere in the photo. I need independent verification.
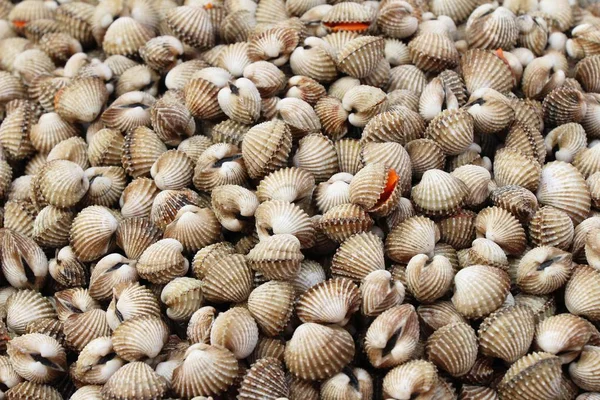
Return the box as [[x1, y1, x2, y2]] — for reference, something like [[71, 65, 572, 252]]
[[97, 352, 118, 365], [12, 20, 27, 29], [382, 326, 402, 356], [375, 169, 398, 207], [342, 366, 360, 390], [324, 22, 370, 32], [214, 154, 242, 168], [31, 354, 63, 371]]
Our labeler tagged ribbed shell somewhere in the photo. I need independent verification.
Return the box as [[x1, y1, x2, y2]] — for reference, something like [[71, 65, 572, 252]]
[[493, 147, 542, 192], [452, 265, 511, 319], [385, 215, 439, 263], [284, 323, 355, 381], [246, 234, 304, 280], [319, 203, 374, 243], [497, 352, 562, 400], [478, 305, 535, 363], [296, 278, 360, 326], [63, 308, 111, 351], [70, 206, 120, 262], [461, 49, 515, 95], [406, 254, 454, 304], [565, 265, 600, 321], [255, 200, 315, 248], [466, 5, 519, 50], [238, 357, 289, 400], [54, 77, 108, 123], [101, 361, 168, 400], [336, 36, 384, 79], [6, 289, 56, 334], [242, 120, 292, 180], [171, 343, 238, 398], [427, 321, 478, 377], [411, 169, 468, 217], [248, 280, 294, 336], [382, 360, 438, 399], [202, 253, 253, 303], [5, 381, 63, 400], [136, 238, 189, 284], [535, 313, 593, 364], [210, 307, 258, 359], [542, 86, 588, 127], [122, 127, 167, 179], [293, 134, 339, 183], [570, 345, 600, 392], [112, 316, 168, 361]]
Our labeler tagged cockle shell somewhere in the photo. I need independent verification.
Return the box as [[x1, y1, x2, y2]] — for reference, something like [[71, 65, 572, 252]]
[[4, 381, 63, 400], [411, 169, 468, 217], [497, 352, 562, 400], [535, 313, 593, 364], [406, 254, 454, 304], [0, 229, 48, 290], [242, 120, 292, 180], [101, 361, 168, 400], [452, 265, 511, 319], [461, 49, 516, 95], [7, 333, 66, 384], [161, 277, 203, 322], [570, 345, 600, 392], [427, 321, 477, 377], [516, 246, 572, 295], [284, 323, 354, 381], [565, 265, 600, 321], [320, 367, 371, 400], [112, 315, 169, 361], [238, 357, 289, 400], [54, 77, 108, 123], [255, 200, 315, 248], [478, 305, 535, 363], [136, 238, 189, 284], [202, 253, 253, 303], [210, 307, 258, 359], [248, 280, 294, 336], [382, 359, 438, 399], [89, 254, 137, 302], [296, 278, 360, 326], [6, 289, 56, 335], [70, 206, 120, 262], [246, 234, 304, 280]]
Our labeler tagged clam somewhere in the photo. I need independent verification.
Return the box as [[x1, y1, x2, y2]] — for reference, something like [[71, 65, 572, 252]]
[[535, 313, 593, 364], [452, 265, 511, 319], [427, 321, 478, 377], [382, 360, 438, 399], [497, 352, 563, 400], [479, 305, 536, 363], [7, 333, 66, 384]]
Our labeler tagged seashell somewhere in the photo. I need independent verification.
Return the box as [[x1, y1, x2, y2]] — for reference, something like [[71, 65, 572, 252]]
[[295, 278, 360, 326], [361, 269, 404, 316], [148, 150, 195, 192], [243, 61, 286, 98], [382, 359, 438, 399], [7, 333, 66, 384], [285, 322, 354, 381], [451, 166, 492, 208], [256, 168, 315, 213], [521, 53, 567, 100], [291, 259, 327, 297], [242, 120, 292, 180], [335, 36, 384, 80], [574, 142, 600, 180], [11, 49, 54, 86], [101, 92, 155, 133], [276, 97, 321, 139], [334, 139, 362, 176], [409, 32, 459, 73], [112, 315, 169, 361], [570, 345, 600, 392], [46, 136, 90, 170], [254, 200, 315, 248], [0, 228, 48, 289], [516, 246, 572, 295], [314, 96, 349, 140], [535, 313, 592, 364], [63, 308, 111, 351], [183, 67, 231, 120], [210, 307, 258, 359], [171, 343, 237, 398], [136, 238, 188, 284], [425, 108, 474, 156], [220, 9, 255, 43], [418, 300, 468, 333], [38, 32, 82, 65], [119, 178, 160, 219], [48, 246, 87, 288], [0, 101, 37, 161], [161, 277, 203, 322], [71, 336, 124, 384], [289, 37, 338, 83], [475, 206, 526, 256], [54, 77, 108, 123], [493, 147, 542, 192], [149, 91, 195, 147], [497, 352, 562, 400], [192, 143, 247, 192], [544, 123, 587, 164], [246, 233, 304, 280], [101, 361, 168, 400], [106, 281, 160, 330], [406, 254, 454, 304], [342, 85, 388, 128], [377, 0, 419, 39], [459, 385, 498, 399], [427, 321, 477, 377], [576, 55, 600, 93], [505, 122, 546, 166], [247, 280, 294, 337], [542, 86, 588, 127], [32, 205, 74, 248], [202, 253, 253, 303], [0, 71, 25, 105], [285, 75, 326, 107], [364, 303, 419, 368], [238, 357, 289, 400], [121, 126, 167, 179], [466, 5, 518, 50], [115, 65, 159, 98], [70, 206, 120, 262], [537, 161, 591, 225], [5, 381, 63, 400], [461, 49, 515, 95], [330, 231, 383, 282], [385, 216, 439, 263], [322, 2, 373, 33], [582, 93, 600, 140], [139, 35, 183, 72], [452, 265, 511, 319], [6, 289, 56, 335], [319, 203, 374, 243], [247, 27, 299, 67], [89, 254, 137, 302], [292, 134, 339, 183], [478, 305, 535, 363], [315, 172, 352, 214], [430, 0, 485, 24], [465, 88, 515, 135], [565, 265, 600, 321], [88, 129, 124, 168], [210, 185, 258, 232], [217, 78, 261, 124], [102, 17, 154, 58], [411, 169, 469, 217], [405, 139, 446, 179], [187, 306, 216, 345], [30, 113, 78, 155]]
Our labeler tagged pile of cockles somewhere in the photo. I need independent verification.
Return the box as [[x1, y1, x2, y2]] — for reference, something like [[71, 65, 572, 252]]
[[0, 0, 600, 398]]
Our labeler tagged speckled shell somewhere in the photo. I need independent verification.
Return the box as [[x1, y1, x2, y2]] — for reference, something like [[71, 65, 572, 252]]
[[497, 352, 562, 400], [284, 322, 355, 381], [452, 265, 511, 319], [242, 120, 292, 180], [101, 361, 168, 400], [565, 265, 600, 321], [427, 321, 477, 377]]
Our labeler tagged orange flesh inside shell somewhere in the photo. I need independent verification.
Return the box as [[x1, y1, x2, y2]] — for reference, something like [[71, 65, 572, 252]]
[[12, 20, 27, 28], [204, 3, 213, 9], [376, 169, 398, 207], [324, 22, 370, 32]]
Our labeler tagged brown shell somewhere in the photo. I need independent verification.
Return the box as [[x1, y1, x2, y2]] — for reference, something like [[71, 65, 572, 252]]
[[242, 120, 293, 180], [452, 265, 511, 319], [248, 280, 295, 337], [497, 352, 562, 400], [427, 321, 478, 377], [319, 203, 374, 243], [565, 265, 600, 321]]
